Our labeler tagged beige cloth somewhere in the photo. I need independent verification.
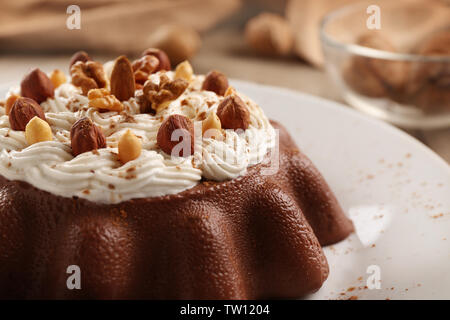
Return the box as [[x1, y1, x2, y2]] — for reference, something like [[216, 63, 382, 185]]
[[0, 0, 241, 54]]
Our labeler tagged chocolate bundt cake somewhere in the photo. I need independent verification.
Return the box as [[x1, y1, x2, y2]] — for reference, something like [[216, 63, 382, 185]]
[[0, 50, 353, 299]]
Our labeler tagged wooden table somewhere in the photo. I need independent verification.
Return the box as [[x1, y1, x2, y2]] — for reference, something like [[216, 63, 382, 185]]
[[0, 27, 448, 163]]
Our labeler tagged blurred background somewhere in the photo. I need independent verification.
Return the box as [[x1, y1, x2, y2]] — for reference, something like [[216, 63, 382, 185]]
[[0, 0, 448, 162]]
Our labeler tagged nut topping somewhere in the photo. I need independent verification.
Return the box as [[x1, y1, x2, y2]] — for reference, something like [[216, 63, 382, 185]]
[[70, 61, 107, 95], [118, 130, 142, 164], [224, 86, 236, 97], [174, 61, 193, 82], [88, 88, 124, 112], [20, 68, 55, 104], [70, 117, 106, 156], [5, 94, 20, 115], [132, 55, 159, 85], [202, 112, 222, 140], [142, 48, 171, 71], [9, 97, 46, 131], [50, 69, 67, 88], [141, 74, 188, 113], [25, 116, 53, 145], [69, 51, 91, 69], [110, 56, 136, 101], [216, 95, 250, 130], [202, 70, 229, 96], [157, 114, 194, 157]]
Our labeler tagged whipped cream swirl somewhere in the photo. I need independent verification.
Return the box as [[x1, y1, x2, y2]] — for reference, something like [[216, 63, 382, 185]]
[[0, 71, 275, 203]]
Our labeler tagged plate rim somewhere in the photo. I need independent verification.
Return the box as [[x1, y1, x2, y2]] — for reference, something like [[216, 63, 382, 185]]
[[232, 79, 450, 174]]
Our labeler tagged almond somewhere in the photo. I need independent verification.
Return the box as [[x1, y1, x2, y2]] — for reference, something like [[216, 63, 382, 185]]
[[20, 68, 55, 104], [70, 117, 106, 156], [25, 116, 53, 145], [118, 130, 142, 164], [9, 97, 46, 131], [110, 56, 136, 101], [142, 48, 171, 71], [216, 95, 250, 130], [202, 70, 229, 96], [69, 51, 92, 69], [157, 114, 194, 157]]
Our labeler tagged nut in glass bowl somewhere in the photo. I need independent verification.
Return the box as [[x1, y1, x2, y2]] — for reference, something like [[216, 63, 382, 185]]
[[320, 0, 450, 129]]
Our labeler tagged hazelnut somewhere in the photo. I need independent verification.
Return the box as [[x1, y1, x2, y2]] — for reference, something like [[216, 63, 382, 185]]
[[216, 95, 250, 130], [344, 33, 407, 98], [25, 116, 53, 145], [110, 55, 136, 101], [141, 48, 171, 71], [202, 112, 222, 140], [69, 51, 92, 69], [202, 70, 229, 96], [88, 88, 124, 112], [50, 69, 67, 88], [5, 94, 20, 115], [406, 30, 450, 112], [118, 130, 142, 164], [245, 13, 293, 56], [174, 61, 194, 82], [70, 117, 106, 156], [20, 68, 55, 104], [9, 97, 46, 131], [157, 114, 194, 157], [146, 25, 201, 65]]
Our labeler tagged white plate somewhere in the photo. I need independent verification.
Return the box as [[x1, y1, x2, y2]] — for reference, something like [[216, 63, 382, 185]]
[[233, 80, 450, 300], [2, 82, 449, 300]]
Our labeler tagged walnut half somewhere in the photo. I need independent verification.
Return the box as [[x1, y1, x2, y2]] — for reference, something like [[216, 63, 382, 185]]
[[71, 61, 107, 95], [140, 74, 188, 113]]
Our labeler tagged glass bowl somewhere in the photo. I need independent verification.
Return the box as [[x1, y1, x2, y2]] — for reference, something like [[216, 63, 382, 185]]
[[320, 0, 450, 129]]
